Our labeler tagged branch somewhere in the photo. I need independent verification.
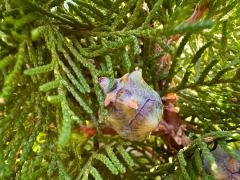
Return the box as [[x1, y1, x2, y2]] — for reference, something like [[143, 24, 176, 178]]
[[154, 1, 210, 150]]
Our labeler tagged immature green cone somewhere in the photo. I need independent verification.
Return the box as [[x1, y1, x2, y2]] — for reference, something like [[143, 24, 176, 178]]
[[99, 70, 163, 141]]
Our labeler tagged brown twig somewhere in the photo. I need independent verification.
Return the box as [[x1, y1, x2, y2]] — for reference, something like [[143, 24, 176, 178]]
[[80, 124, 117, 137], [154, 1, 210, 150]]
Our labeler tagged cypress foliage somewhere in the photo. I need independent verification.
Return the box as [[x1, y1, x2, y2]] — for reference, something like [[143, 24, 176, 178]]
[[0, 0, 239, 179]]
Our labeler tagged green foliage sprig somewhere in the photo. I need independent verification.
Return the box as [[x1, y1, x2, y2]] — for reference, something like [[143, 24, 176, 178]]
[[0, 0, 239, 179]]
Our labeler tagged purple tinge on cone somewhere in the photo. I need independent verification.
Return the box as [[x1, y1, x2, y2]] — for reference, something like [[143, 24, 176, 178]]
[[99, 70, 163, 141]]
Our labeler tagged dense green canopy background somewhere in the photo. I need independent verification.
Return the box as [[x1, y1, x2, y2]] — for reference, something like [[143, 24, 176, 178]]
[[0, 0, 239, 179]]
